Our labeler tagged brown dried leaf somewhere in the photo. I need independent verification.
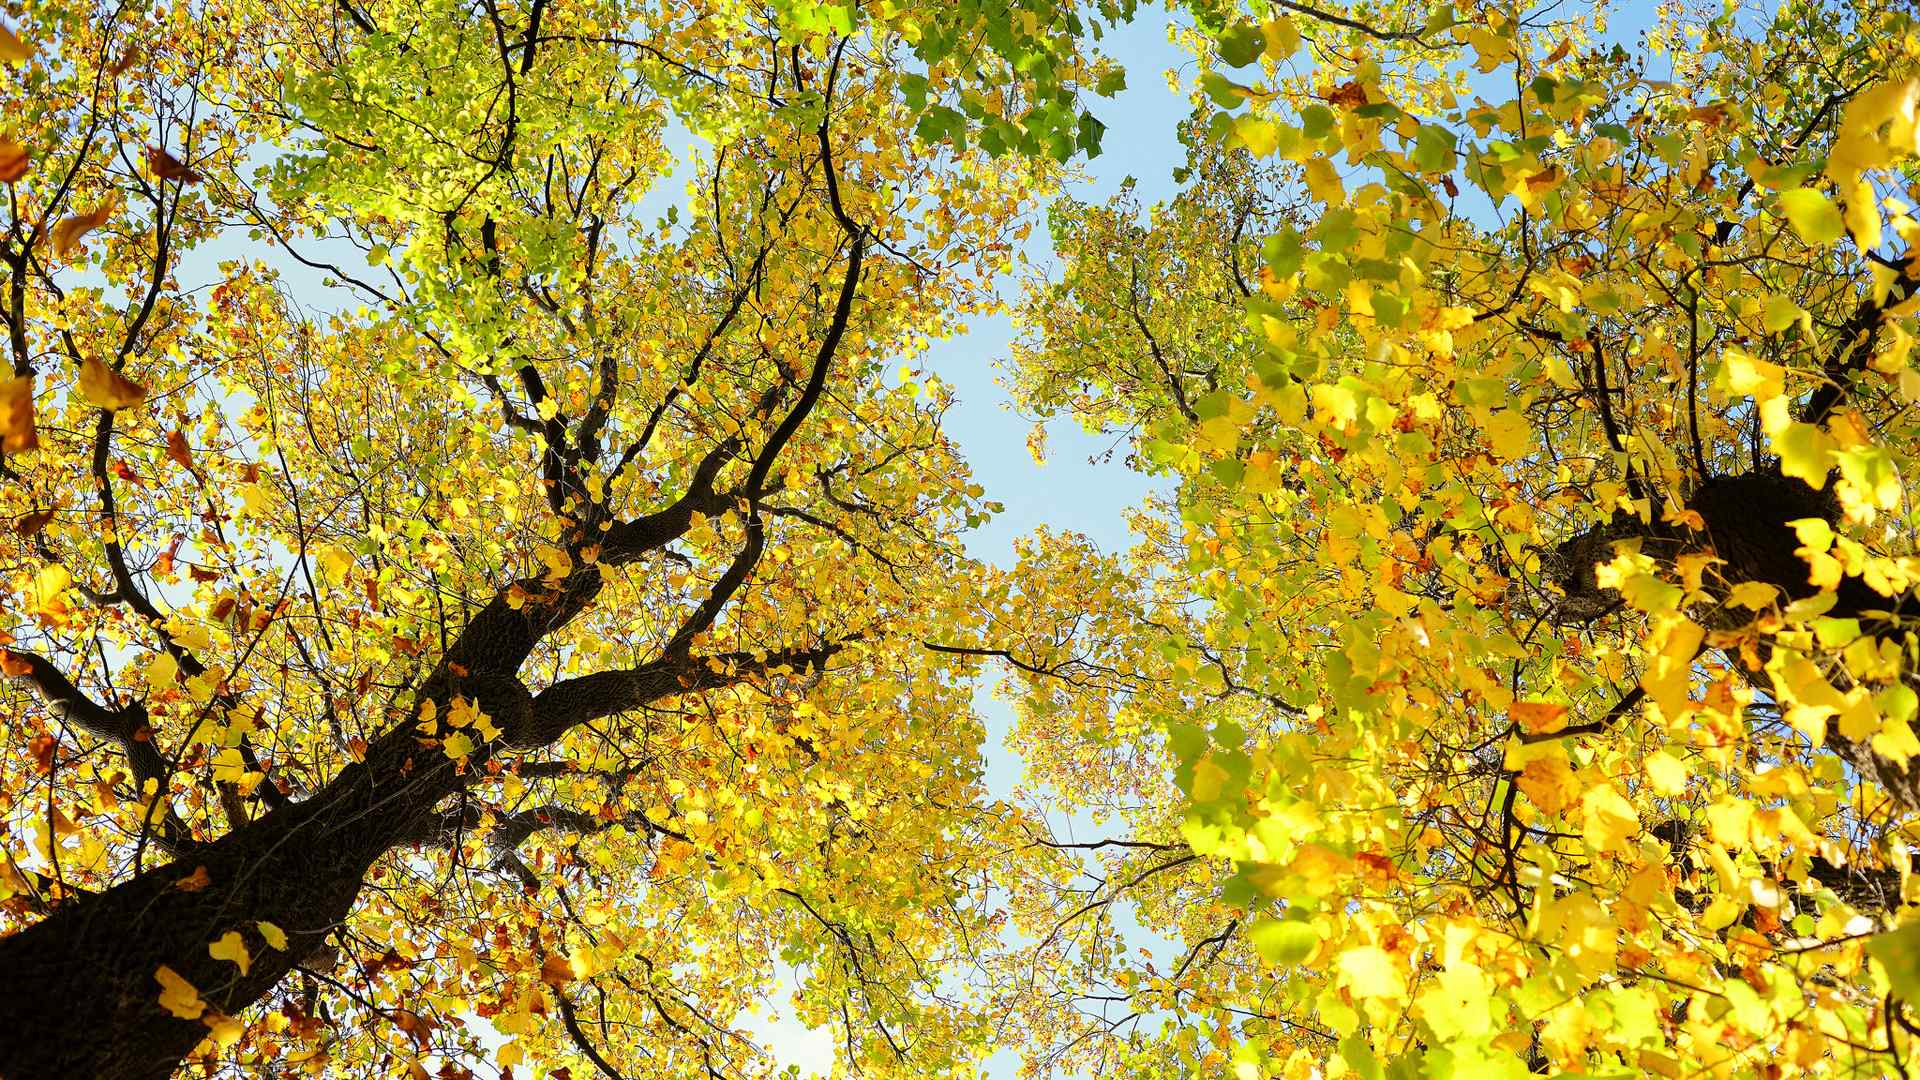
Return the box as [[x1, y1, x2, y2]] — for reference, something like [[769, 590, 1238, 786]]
[[0, 139, 29, 184], [0, 373, 36, 453], [165, 429, 194, 470], [145, 146, 201, 184]]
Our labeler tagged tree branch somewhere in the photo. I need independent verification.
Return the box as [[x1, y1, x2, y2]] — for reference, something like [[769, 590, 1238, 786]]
[[519, 638, 853, 746]]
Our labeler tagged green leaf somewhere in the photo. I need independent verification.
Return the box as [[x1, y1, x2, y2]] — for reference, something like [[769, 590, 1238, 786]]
[[1300, 104, 1335, 140], [1763, 293, 1808, 334], [1201, 71, 1248, 109], [1249, 918, 1319, 966], [1218, 21, 1265, 67], [1778, 188, 1845, 245], [1410, 123, 1457, 172], [1869, 922, 1920, 1001]]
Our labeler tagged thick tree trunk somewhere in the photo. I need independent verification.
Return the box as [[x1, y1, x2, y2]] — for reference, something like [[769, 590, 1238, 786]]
[[0, 712, 465, 1080], [0, 581, 559, 1080]]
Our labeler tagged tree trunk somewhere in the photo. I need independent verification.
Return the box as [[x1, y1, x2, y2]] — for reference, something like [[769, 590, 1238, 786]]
[[0, 563, 775, 1079], [0, 713, 466, 1080]]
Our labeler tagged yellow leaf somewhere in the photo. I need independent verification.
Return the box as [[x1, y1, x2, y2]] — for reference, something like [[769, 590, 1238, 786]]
[[1189, 754, 1230, 803], [205, 1013, 245, 1049], [1845, 180, 1883, 250], [1262, 16, 1299, 59], [1314, 384, 1364, 429], [441, 731, 475, 760], [1641, 615, 1704, 721], [1336, 945, 1406, 1000], [1874, 717, 1920, 767], [51, 192, 118, 259], [1701, 894, 1745, 930], [155, 965, 207, 1019], [31, 564, 72, 624], [1466, 26, 1513, 73], [210, 747, 247, 784], [1546, 892, 1617, 979], [1516, 754, 1579, 815], [1721, 349, 1784, 400], [1483, 409, 1531, 460], [1761, 406, 1834, 488], [1644, 751, 1687, 796], [256, 921, 288, 951], [1511, 700, 1568, 734], [210, 930, 251, 975], [1512, 164, 1563, 210], [316, 544, 353, 586], [1303, 157, 1343, 204], [1868, 920, 1920, 1001], [535, 545, 572, 580], [1580, 783, 1640, 855], [77, 356, 147, 411], [1777, 188, 1844, 245], [1416, 965, 1494, 1041], [1829, 79, 1920, 185], [1232, 115, 1281, 156]]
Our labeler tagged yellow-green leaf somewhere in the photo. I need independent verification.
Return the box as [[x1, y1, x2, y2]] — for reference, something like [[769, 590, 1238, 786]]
[[1777, 188, 1845, 245]]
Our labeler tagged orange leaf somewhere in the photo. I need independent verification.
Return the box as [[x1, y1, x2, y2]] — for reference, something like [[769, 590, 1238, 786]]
[[0, 373, 36, 453], [0, 25, 32, 64], [0, 650, 33, 677], [0, 139, 28, 184], [51, 192, 118, 259], [1511, 700, 1569, 734], [14, 508, 54, 536], [173, 865, 213, 892], [108, 45, 140, 78], [538, 953, 574, 986], [165, 429, 194, 470], [1326, 80, 1367, 108], [146, 146, 201, 184], [27, 732, 55, 775], [1526, 164, 1563, 191], [78, 356, 146, 410]]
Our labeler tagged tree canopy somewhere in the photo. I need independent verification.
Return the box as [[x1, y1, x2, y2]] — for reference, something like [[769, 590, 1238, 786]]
[[6, 0, 1920, 1078]]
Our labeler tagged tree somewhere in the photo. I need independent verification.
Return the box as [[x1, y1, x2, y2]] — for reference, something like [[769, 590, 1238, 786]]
[[0, 0, 1140, 1076], [981, 0, 1920, 1076], [16, 0, 1920, 1076]]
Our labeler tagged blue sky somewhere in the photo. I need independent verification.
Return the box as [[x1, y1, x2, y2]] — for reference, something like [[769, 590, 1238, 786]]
[[926, 6, 1192, 787], [922, 7, 1192, 567]]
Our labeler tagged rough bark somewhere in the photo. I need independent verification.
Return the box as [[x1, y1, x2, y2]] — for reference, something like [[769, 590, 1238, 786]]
[[0, 574, 563, 1080], [0, 549, 848, 1079]]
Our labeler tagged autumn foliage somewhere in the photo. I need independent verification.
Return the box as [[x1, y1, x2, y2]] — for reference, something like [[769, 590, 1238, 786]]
[[5, 0, 1920, 1078]]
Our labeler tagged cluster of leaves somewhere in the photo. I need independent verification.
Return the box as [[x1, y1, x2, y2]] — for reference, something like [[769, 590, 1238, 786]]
[[14, 0, 1920, 1077], [0, 0, 1136, 1077], [986, 0, 1920, 1077]]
